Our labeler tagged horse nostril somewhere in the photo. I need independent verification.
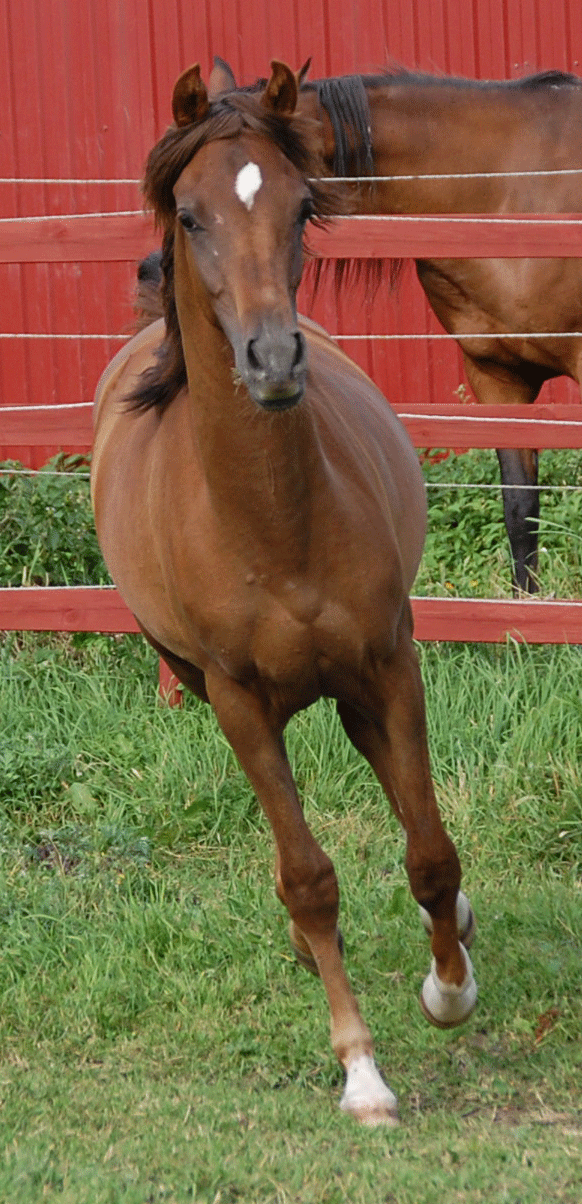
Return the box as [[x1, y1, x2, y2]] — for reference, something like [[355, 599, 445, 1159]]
[[293, 332, 306, 369], [247, 339, 261, 372]]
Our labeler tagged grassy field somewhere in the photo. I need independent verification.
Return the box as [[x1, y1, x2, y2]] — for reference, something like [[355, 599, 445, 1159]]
[[1, 452, 581, 1202]]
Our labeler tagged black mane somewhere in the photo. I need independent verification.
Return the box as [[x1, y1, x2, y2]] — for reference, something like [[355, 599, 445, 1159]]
[[279, 66, 582, 178]]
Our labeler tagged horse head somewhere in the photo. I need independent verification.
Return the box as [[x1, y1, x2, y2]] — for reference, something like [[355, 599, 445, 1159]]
[[147, 61, 334, 411]]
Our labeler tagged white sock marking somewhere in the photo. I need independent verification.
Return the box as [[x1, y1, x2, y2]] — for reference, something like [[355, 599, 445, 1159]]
[[235, 162, 262, 210], [340, 1054, 398, 1124]]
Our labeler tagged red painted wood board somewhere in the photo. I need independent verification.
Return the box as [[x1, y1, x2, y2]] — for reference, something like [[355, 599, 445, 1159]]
[[2, 213, 582, 264], [411, 597, 582, 644], [4, 403, 582, 452], [0, 587, 139, 634], [307, 215, 582, 261], [4, 0, 582, 464], [3, 587, 582, 645], [391, 404, 582, 449], [1, 403, 93, 448]]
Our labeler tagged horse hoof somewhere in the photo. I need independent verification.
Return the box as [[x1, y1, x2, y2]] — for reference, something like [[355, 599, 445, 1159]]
[[288, 923, 344, 976], [418, 889, 476, 949], [420, 943, 477, 1029], [340, 1054, 398, 1127]]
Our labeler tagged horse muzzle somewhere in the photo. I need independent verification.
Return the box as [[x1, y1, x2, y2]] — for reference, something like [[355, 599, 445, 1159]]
[[238, 325, 307, 410]]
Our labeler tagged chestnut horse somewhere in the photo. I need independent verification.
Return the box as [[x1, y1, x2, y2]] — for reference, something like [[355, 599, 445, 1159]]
[[213, 56, 582, 593], [91, 62, 476, 1125]]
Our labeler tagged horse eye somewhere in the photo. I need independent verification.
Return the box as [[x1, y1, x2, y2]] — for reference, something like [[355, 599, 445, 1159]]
[[177, 210, 200, 232], [298, 200, 315, 227]]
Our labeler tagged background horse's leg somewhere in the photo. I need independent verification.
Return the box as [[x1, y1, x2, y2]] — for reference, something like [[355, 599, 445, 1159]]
[[336, 607, 476, 1028], [495, 447, 539, 593], [204, 668, 398, 1125], [462, 354, 543, 593]]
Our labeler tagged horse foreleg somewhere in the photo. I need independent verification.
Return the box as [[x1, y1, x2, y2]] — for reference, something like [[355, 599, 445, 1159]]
[[337, 620, 477, 1031], [203, 668, 398, 1126]]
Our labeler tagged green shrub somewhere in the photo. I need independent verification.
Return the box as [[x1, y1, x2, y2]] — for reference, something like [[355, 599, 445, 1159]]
[[0, 455, 107, 587]]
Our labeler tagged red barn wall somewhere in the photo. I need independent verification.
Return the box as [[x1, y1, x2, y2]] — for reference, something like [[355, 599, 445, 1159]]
[[1, 0, 581, 463]]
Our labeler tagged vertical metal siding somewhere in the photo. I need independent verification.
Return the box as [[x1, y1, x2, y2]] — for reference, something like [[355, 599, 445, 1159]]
[[2, 0, 581, 464]]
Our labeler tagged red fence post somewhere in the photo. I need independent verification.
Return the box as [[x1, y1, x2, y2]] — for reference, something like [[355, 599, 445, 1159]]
[[158, 658, 183, 706]]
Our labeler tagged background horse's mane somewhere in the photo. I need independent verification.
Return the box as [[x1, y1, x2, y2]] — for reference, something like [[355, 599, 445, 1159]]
[[130, 93, 338, 413], [297, 64, 582, 296], [247, 65, 581, 178]]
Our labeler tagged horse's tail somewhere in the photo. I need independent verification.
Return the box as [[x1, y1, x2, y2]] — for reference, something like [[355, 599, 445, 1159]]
[[134, 250, 163, 329]]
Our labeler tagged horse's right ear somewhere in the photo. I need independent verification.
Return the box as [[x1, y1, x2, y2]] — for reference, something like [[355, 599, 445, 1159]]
[[172, 64, 209, 127], [262, 61, 298, 114], [208, 56, 237, 98]]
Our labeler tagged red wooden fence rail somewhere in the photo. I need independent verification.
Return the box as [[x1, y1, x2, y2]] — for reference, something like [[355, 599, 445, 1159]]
[[2, 211, 582, 653], [3, 211, 582, 262], [5, 401, 582, 452]]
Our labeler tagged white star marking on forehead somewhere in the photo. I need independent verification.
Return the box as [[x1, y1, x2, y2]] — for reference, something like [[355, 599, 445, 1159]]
[[234, 162, 263, 211]]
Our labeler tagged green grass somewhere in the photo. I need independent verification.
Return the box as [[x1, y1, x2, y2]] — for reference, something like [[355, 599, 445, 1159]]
[[1, 453, 582, 1200], [1, 633, 581, 1201], [416, 446, 582, 597]]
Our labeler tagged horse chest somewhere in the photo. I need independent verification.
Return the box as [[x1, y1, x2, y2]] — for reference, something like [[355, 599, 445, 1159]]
[[202, 575, 396, 704]]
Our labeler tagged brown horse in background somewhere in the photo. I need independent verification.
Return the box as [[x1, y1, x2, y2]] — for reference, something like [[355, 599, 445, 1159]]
[[213, 56, 582, 593], [91, 62, 476, 1125]]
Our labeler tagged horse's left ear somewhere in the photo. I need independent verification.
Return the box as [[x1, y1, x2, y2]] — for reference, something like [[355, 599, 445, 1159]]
[[296, 58, 312, 87], [262, 61, 298, 115], [172, 64, 209, 127]]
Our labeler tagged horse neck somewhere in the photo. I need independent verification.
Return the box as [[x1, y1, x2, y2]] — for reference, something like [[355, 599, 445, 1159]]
[[175, 269, 324, 561], [366, 81, 547, 213]]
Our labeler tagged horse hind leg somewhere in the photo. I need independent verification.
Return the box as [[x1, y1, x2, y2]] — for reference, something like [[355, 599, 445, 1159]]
[[462, 354, 542, 594], [496, 448, 540, 594], [336, 615, 477, 1032]]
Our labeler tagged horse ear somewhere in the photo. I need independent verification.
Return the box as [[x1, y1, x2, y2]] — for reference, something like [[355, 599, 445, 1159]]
[[262, 61, 298, 114], [208, 56, 237, 99], [296, 58, 311, 87], [172, 64, 209, 127]]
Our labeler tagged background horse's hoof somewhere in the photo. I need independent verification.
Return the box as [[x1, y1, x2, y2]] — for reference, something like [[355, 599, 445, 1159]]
[[418, 889, 476, 949], [340, 1054, 398, 1127], [288, 922, 344, 975], [420, 944, 477, 1029]]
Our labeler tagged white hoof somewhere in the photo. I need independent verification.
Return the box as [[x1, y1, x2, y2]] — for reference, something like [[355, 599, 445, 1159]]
[[340, 1054, 398, 1127], [419, 890, 476, 949], [420, 943, 477, 1029]]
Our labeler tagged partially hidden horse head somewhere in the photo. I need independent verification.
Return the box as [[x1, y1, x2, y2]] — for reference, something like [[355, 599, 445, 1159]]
[[91, 61, 477, 1126]]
